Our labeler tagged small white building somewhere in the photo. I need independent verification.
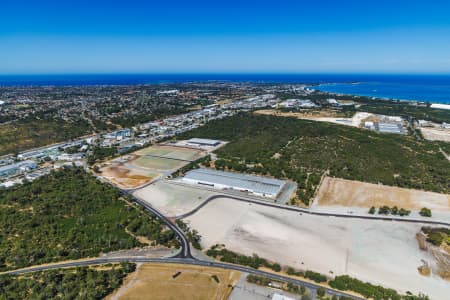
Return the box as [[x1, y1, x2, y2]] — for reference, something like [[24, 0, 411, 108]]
[[104, 129, 132, 140], [272, 293, 296, 300]]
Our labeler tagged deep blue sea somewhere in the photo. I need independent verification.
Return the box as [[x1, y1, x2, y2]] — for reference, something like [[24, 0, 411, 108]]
[[0, 74, 449, 104], [314, 75, 450, 104]]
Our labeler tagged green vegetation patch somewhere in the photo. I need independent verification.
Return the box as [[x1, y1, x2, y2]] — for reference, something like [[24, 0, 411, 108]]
[[421, 227, 450, 246], [206, 245, 281, 272], [419, 207, 432, 217], [178, 113, 449, 204], [176, 220, 202, 250], [0, 262, 136, 299], [329, 275, 429, 300], [0, 117, 93, 156], [208, 246, 429, 300], [356, 102, 450, 124], [0, 168, 177, 271]]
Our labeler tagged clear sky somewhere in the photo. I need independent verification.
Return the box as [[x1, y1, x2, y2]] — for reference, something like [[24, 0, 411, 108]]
[[1, 0, 450, 74]]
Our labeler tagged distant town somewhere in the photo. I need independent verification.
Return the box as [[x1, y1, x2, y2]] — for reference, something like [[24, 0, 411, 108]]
[[1, 82, 449, 300], [1, 82, 449, 188]]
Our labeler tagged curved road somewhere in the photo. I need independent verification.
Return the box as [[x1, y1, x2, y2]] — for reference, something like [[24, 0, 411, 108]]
[[176, 193, 450, 226], [2, 257, 364, 300], [82, 175, 446, 300], [119, 189, 193, 259]]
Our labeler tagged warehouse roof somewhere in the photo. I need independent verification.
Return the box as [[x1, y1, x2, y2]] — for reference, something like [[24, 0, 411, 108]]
[[0, 160, 37, 174], [376, 123, 405, 134], [187, 138, 221, 146], [183, 168, 285, 196]]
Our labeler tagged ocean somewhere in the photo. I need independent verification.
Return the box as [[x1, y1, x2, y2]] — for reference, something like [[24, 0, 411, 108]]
[[314, 75, 450, 104], [0, 74, 449, 104]]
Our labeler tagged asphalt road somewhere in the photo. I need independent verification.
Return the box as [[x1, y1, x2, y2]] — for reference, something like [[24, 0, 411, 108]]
[[2, 257, 364, 300], [14, 174, 442, 300], [119, 189, 193, 259], [176, 193, 450, 226]]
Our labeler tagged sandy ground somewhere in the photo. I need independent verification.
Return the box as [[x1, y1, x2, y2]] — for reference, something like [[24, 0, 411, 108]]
[[421, 127, 450, 142], [254, 110, 372, 128], [255, 109, 345, 118], [107, 263, 240, 300], [315, 177, 450, 212], [133, 181, 215, 217], [101, 165, 156, 189], [100, 144, 206, 188], [185, 197, 450, 299]]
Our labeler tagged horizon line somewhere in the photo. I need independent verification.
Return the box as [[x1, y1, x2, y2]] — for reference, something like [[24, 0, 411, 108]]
[[1, 72, 450, 77]]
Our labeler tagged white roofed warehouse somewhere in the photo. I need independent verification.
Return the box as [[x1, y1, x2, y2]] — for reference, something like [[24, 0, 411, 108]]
[[182, 168, 286, 199], [186, 138, 221, 147]]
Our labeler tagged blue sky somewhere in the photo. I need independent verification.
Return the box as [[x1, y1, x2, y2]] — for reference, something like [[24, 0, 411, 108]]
[[1, 0, 450, 74]]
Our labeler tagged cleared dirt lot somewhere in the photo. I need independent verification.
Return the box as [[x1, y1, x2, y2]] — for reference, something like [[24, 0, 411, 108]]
[[254, 110, 372, 128], [108, 263, 240, 300], [185, 197, 450, 299], [133, 181, 215, 217], [315, 177, 450, 212], [421, 127, 450, 142], [100, 165, 157, 189], [255, 109, 347, 118], [100, 145, 206, 188]]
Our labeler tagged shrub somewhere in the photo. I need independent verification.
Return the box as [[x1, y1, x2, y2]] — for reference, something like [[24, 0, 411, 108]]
[[419, 207, 432, 217]]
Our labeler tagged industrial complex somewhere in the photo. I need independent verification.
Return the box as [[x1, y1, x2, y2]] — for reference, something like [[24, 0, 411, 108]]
[[186, 138, 221, 147], [0, 160, 38, 179], [182, 168, 287, 199]]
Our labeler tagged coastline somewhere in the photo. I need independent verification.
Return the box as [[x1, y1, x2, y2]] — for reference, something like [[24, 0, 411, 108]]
[[313, 81, 450, 105]]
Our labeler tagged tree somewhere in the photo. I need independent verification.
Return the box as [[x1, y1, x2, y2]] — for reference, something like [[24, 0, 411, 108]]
[[301, 294, 311, 300], [378, 206, 390, 215], [368, 207, 376, 214], [300, 285, 306, 294], [419, 207, 432, 217], [399, 208, 411, 216], [93, 165, 100, 173], [317, 287, 326, 297], [271, 263, 281, 272], [391, 206, 399, 215]]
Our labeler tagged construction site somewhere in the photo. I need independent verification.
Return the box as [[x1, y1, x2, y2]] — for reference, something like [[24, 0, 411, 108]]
[[99, 143, 208, 189]]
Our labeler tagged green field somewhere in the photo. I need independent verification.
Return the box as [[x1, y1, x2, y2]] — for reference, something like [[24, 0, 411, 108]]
[[178, 113, 450, 204], [136, 145, 203, 161], [133, 156, 186, 170], [136, 147, 172, 157]]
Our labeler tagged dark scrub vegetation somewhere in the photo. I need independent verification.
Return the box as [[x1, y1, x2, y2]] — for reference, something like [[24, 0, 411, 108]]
[[0, 168, 177, 271], [0, 262, 136, 299], [179, 113, 449, 204], [0, 117, 92, 156]]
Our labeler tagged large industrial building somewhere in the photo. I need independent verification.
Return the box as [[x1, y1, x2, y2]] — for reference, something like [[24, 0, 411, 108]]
[[182, 168, 286, 199], [0, 160, 38, 179], [186, 138, 221, 147]]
